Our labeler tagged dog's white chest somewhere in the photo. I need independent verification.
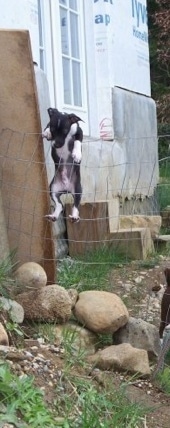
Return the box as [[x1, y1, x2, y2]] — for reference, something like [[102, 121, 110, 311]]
[[56, 143, 70, 162]]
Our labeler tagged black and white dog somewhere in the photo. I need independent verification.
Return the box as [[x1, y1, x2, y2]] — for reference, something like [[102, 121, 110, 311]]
[[42, 108, 83, 222]]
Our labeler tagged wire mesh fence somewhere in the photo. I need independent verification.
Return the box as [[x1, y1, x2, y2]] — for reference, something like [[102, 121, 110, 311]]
[[0, 128, 170, 265], [1, 128, 170, 371]]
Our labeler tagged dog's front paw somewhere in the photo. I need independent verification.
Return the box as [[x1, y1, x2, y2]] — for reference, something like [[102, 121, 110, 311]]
[[72, 148, 82, 163], [72, 140, 82, 163], [69, 214, 80, 223], [69, 206, 80, 223], [45, 214, 57, 222]]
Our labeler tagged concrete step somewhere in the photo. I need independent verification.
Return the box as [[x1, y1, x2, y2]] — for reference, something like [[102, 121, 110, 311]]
[[154, 234, 170, 251]]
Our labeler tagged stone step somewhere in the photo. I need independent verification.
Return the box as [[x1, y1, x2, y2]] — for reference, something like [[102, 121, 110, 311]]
[[154, 234, 170, 251], [109, 228, 154, 260]]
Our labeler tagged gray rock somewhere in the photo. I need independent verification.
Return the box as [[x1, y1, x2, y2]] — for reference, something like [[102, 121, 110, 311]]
[[88, 343, 150, 376], [113, 316, 161, 359], [0, 297, 24, 324]]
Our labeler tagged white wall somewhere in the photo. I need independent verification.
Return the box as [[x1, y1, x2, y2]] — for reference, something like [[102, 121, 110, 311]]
[[0, 0, 39, 63], [93, 0, 151, 139]]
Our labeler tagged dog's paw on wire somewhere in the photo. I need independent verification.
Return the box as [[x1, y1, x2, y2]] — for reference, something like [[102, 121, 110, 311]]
[[69, 215, 80, 223], [44, 214, 57, 222]]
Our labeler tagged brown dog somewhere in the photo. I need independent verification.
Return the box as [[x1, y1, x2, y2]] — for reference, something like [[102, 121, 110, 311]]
[[159, 268, 170, 338]]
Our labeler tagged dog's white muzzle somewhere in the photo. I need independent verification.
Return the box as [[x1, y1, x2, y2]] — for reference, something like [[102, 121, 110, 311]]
[[42, 127, 52, 140]]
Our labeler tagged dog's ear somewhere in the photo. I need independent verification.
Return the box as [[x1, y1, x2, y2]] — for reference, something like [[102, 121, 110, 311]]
[[47, 108, 59, 118], [68, 114, 84, 124]]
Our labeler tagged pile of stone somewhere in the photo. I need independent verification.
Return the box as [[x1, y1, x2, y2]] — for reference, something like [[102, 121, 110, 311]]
[[0, 262, 161, 376]]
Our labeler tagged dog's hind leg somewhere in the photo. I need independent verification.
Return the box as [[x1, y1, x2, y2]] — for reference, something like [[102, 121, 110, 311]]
[[45, 180, 63, 222], [69, 180, 82, 223]]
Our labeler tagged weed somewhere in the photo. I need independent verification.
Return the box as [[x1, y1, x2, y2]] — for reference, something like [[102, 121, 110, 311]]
[[33, 322, 57, 344], [156, 366, 170, 395], [54, 374, 150, 427], [158, 159, 170, 210], [5, 321, 24, 338], [0, 251, 17, 298], [137, 254, 161, 269], [61, 327, 88, 373], [0, 362, 57, 427]]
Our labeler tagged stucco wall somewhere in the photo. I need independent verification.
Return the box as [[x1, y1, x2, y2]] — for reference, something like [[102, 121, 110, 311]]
[[81, 87, 158, 208]]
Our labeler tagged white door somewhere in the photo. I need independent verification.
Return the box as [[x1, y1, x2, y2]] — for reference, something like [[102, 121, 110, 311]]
[[38, 0, 89, 135]]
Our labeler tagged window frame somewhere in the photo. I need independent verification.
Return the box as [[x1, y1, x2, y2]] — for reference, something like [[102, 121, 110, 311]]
[[37, 0, 90, 134], [50, 0, 87, 115]]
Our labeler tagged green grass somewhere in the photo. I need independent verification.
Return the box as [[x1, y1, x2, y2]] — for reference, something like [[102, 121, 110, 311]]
[[156, 366, 170, 395], [57, 247, 129, 292], [54, 374, 150, 428], [0, 251, 17, 298], [0, 362, 56, 427], [158, 161, 170, 210]]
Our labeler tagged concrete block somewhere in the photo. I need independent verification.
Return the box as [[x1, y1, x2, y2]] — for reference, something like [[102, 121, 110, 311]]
[[109, 228, 154, 260], [119, 215, 162, 238], [154, 235, 170, 252]]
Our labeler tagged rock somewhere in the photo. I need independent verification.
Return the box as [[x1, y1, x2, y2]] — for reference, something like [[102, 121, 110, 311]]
[[13, 262, 47, 291], [119, 215, 162, 238], [152, 284, 161, 292], [88, 343, 151, 376], [0, 346, 26, 361], [67, 289, 79, 308], [0, 297, 24, 324], [55, 322, 98, 356], [15, 284, 72, 323], [73, 291, 129, 334], [112, 317, 161, 359], [0, 322, 9, 345]]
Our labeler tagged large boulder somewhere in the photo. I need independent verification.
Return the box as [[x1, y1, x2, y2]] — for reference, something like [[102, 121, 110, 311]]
[[113, 317, 161, 359], [13, 262, 47, 292], [16, 284, 72, 323], [0, 322, 9, 346], [73, 291, 129, 334], [0, 297, 24, 324], [88, 343, 150, 376]]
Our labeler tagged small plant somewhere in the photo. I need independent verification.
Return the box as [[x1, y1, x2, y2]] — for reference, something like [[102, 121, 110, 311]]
[[54, 374, 150, 427], [156, 366, 170, 395], [157, 157, 170, 210], [5, 321, 24, 337], [0, 251, 17, 298], [33, 322, 57, 344], [61, 327, 87, 371], [137, 253, 161, 269], [0, 362, 57, 427]]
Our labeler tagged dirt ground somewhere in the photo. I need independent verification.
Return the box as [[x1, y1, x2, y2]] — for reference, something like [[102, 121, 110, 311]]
[[8, 256, 170, 427]]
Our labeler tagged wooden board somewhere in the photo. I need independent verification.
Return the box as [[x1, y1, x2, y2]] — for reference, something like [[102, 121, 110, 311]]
[[65, 202, 110, 256], [0, 30, 55, 284]]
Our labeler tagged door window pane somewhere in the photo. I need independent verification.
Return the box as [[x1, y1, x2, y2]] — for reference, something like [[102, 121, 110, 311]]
[[60, 8, 69, 55], [70, 12, 79, 58], [37, 0, 45, 70], [59, 0, 67, 5], [69, 0, 77, 10], [63, 58, 72, 105], [72, 61, 82, 106], [59, 0, 83, 107]]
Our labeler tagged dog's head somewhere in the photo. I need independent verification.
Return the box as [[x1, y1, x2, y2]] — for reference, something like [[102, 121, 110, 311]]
[[42, 108, 83, 142]]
